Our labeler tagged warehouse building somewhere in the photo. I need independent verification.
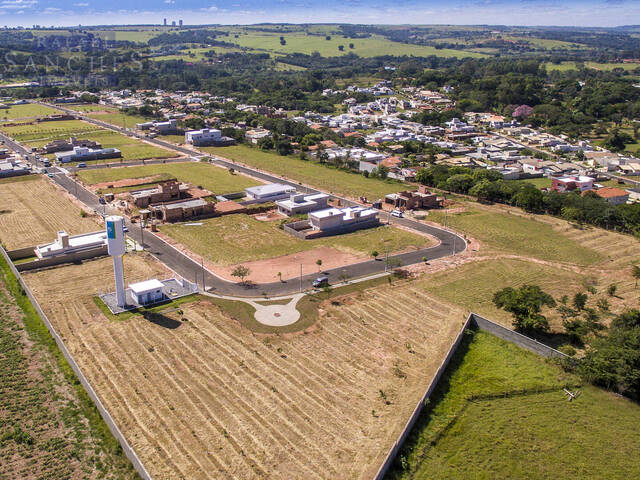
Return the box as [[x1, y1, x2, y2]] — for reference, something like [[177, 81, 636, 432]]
[[54, 146, 122, 163]]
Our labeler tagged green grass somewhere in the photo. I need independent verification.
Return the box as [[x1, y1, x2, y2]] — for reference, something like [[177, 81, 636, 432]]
[[508, 177, 552, 189], [0, 103, 58, 121], [223, 31, 486, 58], [86, 112, 154, 129], [427, 206, 603, 266], [420, 258, 584, 326], [159, 214, 430, 266], [389, 330, 640, 480], [77, 161, 260, 195], [0, 119, 177, 161], [209, 144, 404, 200], [64, 104, 118, 113], [546, 61, 640, 72]]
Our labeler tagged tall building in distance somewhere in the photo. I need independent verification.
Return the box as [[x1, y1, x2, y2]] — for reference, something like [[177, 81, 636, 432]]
[[179, 19, 183, 27], [163, 18, 167, 26], [171, 20, 176, 26]]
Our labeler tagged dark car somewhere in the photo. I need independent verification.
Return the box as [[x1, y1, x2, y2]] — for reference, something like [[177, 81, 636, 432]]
[[312, 276, 329, 288]]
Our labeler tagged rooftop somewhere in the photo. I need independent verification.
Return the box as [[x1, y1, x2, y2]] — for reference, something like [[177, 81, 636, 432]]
[[129, 278, 165, 294]]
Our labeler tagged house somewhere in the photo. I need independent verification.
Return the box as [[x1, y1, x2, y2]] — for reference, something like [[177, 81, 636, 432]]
[[129, 180, 187, 207], [129, 279, 165, 305], [276, 193, 329, 216], [43, 137, 102, 154], [551, 175, 594, 193], [245, 128, 273, 144], [185, 128, 234, 146], [385, 185, 443, 210], [308, 206, 379, 233], [245, 183, 296, 202], [54, 146, 121, 163], [34, 230, 107, 259], [591, 187, 629, 205], [0, 159, 29, 178], [150, 198, 216, 222]]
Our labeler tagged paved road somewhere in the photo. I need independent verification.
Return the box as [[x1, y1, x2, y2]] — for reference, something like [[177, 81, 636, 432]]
[[34, 101, 467, 296]]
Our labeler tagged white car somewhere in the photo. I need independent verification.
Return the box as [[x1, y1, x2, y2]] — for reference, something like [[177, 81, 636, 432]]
[[391, 210, 403, 218]]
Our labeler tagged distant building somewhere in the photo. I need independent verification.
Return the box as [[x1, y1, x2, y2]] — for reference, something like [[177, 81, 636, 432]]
[[590, 187, 629, 205], [0, 159, 29, 178], [385, 185, 443, 210], [54, 146, 121, 163], [35, 230, 107, 259], [184, 128, 235, 146], [163, 18, 167, 26], [551, 175, 594, 193], [43, 137, 102, 154], [245, 128, 273, 144], [179, 19, 183, 27], [308, 206, 379, 233]]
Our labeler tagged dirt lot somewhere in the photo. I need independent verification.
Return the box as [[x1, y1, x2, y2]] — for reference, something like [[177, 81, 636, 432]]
[[23, 254, 465, 480], [0, 176, 101, 250]]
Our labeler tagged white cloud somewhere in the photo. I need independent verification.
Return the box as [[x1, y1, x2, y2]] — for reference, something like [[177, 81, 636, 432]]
[[164, 0, 174, 3], [74, 2, 89, 6], [0, 0, 37, 10]]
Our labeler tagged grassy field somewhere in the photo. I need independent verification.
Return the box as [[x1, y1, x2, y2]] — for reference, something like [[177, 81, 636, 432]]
[[546, 61, 640, 72], [209, 144, 404, 200], [224, 31, 486, 58], [420, 258, 585, 329], [0, 176, 101, 250], [159, 214, 431, 265], [508, 176, 552, 188], [427, 203, 603, 266], [388, 330, 640, 480], [86, 112, 154, 129], [0, 250, 137, 479], [0, 119, 178, 162], [64, 104, 119, 113], [23, 253, 465, 479], [0, 103, 58, 121], [76, 161, 261, 195]]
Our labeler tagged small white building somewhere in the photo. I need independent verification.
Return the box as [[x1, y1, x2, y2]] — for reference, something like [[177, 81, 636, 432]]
[[308, 206, 379, 232], [35, 230, 107, 258], [129, 279, 165, 305], [245, 183, 296, 202], [276, 193, 329, 216], [185, 128, 221, 145]]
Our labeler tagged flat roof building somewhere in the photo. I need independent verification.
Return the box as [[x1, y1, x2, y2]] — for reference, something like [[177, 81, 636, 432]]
[[276, 193, 329, 216], [245, 183, 296, 202], [308, 206, 379, 233], [129, 279, 165, 306], [35, 230, 107, 258]]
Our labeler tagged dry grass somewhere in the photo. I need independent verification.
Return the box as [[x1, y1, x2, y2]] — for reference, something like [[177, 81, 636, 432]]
[[0, 176, 101, 250], [23, 255, 465, 480]]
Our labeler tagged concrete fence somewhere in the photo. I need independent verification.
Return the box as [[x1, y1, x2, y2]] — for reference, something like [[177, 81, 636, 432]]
[[372, 312, 567, 479], [0, 245, 152, 480], [15, 246, 108, 272]]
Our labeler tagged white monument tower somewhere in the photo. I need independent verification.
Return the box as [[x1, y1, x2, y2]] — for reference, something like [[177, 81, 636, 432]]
[[106, 216, 127, 308]]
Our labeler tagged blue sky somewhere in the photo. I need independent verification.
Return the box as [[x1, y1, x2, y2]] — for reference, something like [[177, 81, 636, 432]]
[[0, 0, 638, 28]]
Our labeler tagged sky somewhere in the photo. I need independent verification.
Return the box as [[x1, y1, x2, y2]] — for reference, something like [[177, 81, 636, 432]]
[[0, 0, 638, 28]]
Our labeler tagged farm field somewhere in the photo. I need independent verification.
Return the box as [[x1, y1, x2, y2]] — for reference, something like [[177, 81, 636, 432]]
[[0, 103, 58, 121], [76, 161, 261, 195], [209, 144, 404, 200], [23, 254, 466, 479], [159, 213, 432, 266], [426, 202, 603, 266], [224, 31, 486, 58], [0, 252, 137, 479], [387, 330, 640, 480], [0, 176, 100, 250], [0, 119, 178, 162]]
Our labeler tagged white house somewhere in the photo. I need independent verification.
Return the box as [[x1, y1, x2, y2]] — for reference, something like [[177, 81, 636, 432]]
[[245, 183, 296, 201], [129, 279, 165, 305], [35, 230, 107, 258], [185, 128, 221, 146], [308, 206, 379, 232], [276, 193, 329, 216]]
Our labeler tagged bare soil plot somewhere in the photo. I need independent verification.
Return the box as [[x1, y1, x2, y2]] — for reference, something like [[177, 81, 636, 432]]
[[0, 176, 101, 249], [24, 256, 465, 480]]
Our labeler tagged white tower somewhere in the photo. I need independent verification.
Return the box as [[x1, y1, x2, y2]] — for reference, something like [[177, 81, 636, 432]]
[[106, 216, 127, 308]]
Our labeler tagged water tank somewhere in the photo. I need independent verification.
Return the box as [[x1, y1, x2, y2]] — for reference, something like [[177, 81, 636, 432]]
[[106, 216, 126, 256]]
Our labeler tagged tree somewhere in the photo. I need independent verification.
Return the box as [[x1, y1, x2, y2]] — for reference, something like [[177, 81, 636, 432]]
[[316, 259, 322, 272], [338, 45, 344, 51], [371, 250, 379, 260], [633, 265, 640, 288], [607, 284, 618, 296], [349, 43, 354, 49], [573, 292, 588, 310], [231, 265, 250, 285], [493, 285, 556, 333]]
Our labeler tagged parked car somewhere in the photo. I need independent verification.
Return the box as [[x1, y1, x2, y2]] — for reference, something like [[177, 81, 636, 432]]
[[77, 162, 87, 168], [47, 173, 54, 178], [312, 276, 329, 288], [391, 209, 403, 218]]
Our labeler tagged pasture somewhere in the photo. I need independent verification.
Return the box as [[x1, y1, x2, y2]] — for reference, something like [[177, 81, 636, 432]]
[[388, 330, 640, 480], [209, 145, 404, 200], [159, 213, 432, 266], [0, 119, 178, 162], [76, 161, 261, 195], [224, 31, 486, 58], [0, 103, 58, 121], [23, 254, 465, 479], [0, 176, 100, 250]]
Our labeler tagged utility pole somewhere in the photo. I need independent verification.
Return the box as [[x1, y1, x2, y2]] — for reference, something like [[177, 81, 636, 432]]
[[201, 258, 206, 292], [384, 246, 389, 272], [140, 222, 144, 247], [452, 232, 456, 256], [299, 264, 302, 293]]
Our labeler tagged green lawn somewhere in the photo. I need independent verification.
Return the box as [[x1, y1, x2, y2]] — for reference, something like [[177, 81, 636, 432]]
[[427, 206, 603, 266], [508, 177, 552, 189], [77, 161, 260, 195], [86, 112, 154, 129], [388, 330, 640, 480], [420, 258, 584, 326], [159, 214, 430, 265], [209, 144, 405, 200], [0, 103, 58, 121], [546, 61, 640, 72], [0, 119, 177, 161], [224, 31, 486, 58], [64, 104, 118, 113]]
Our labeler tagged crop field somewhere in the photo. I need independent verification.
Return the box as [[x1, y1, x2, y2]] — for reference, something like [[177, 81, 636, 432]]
[[0, 103, 58, 121], [224, 31, 486, 58], [209, 145, 404, 200], [388, 330, 640, 480], [24, 254, 466, 479], [77, 161, 261, 195], [426, 202, 603, 266], [159, 213, 432, 266], [0, 176, 100, 250], [0, 119, 178, 161], [0, 253, 136, 479]]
